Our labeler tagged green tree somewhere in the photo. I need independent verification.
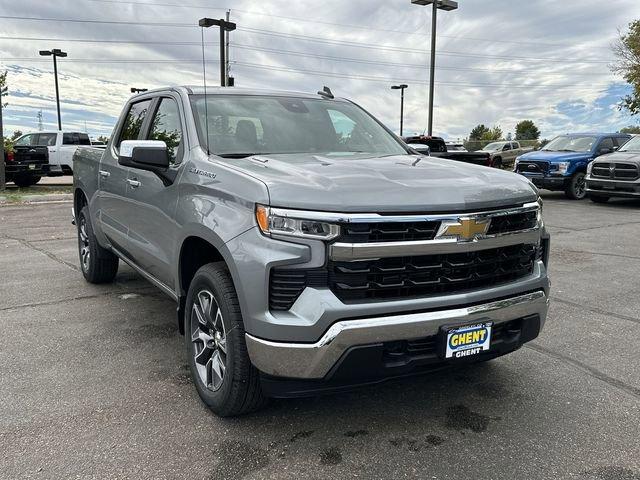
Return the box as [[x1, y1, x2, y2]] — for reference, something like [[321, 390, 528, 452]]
[[96, 135, 110, 143], [620, 125, 640, 134], [612, 20, 640, 116], [469, 124, 489, 140], [481, 125, 503, 141], [0, 70, 7, 108], [515, 120, 541, 140]]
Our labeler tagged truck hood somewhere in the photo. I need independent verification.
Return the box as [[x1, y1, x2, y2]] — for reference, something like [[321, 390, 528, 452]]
[[591, 151, 640, 164], [519, 150, 592, 163], [223, 153, 538, 213]]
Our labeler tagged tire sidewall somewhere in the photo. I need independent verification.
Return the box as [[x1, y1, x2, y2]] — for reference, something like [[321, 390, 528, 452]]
[[568, 172, 586, 199], [184, 266, 240, 411], [77, 207, 98, 280]]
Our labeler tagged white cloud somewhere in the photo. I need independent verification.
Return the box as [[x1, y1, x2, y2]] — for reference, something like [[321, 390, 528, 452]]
[[0, 0, 637, 139]]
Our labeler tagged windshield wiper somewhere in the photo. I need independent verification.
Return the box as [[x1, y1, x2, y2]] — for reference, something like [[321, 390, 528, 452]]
[[217, 153, 264, 158], [556, 149, 577, 152]]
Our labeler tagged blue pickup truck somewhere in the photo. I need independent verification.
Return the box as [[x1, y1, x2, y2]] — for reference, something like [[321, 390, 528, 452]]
[[514, 133, 631, 199]]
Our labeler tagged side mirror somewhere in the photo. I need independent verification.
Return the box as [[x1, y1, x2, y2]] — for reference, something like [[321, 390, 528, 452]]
[[118, 140, 169, 169], [118, 140, 177, 186], [597, 147, 613, 156]]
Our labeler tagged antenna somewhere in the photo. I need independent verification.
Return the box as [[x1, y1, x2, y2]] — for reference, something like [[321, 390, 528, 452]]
[[317, 86, 334, 99], [37, 110, 43, 131], [199, 22, 210, 155]]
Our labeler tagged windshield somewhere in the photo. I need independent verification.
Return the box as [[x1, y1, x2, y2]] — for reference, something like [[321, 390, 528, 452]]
[[619, 136, 640, 152], [542, 135, 597, 152], [189, 94, 407, 158], [482, 142, 504, 151]]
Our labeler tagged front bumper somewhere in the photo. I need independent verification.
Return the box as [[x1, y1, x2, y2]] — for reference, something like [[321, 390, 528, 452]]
[[246, 290, 548, 380], [586, 177, 640, 198], [519, 173, 568, 190]]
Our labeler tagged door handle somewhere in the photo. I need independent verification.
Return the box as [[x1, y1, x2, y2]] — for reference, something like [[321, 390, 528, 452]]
[[126, 179, 141, 188], [99, 170, 110, 178]]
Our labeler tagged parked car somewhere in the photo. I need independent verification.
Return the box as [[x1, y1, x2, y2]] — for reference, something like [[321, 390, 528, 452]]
[[445, 142, 467, 152], [514, 133, 631, 199], [403, 135, 494, 167], [586, 134, 640, 202], [73, 86, 550, 416], [13, 130, 91, 178], [478, 141, 532, 168], [7, 132, 52, 187]]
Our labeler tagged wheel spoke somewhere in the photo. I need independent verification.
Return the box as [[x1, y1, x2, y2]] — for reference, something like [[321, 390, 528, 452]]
[[210, 350, 225, 389], [213, 307, 223, 331], [217, 335, 227, 354], [195, 342, 214, 366], [192, 303, 207, 327], [197, 291, 212, 322]]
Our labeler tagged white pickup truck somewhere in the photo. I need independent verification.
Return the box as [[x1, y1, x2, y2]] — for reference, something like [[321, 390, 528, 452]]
[[13, 131, 91, 177]]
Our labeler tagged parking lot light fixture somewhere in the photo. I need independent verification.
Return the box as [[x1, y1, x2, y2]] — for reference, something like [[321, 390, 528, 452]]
[[391, 84, 409, 136], [39, 48, 68, 130], [411, 0, 458, 136], [130, 87, 148, 94]]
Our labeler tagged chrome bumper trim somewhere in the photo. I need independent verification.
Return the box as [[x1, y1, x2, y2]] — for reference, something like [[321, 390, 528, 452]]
[[246, 290, 548, 379], [329, 229, 540, 261]]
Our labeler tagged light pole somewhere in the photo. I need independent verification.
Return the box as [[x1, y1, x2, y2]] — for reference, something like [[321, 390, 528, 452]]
[[0, 84, 6, 191], [39, 48, 67, 131], [391, 84, 408, 137], [199, 17, 237, 87], [130, 87, 148, 94], [411, 0, 458, 136]]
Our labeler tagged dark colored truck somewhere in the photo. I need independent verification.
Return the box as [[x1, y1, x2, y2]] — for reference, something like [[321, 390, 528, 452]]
[[6, 134, 51, 187], [73, 86, 550, 416], [403, 135, 494, 167]]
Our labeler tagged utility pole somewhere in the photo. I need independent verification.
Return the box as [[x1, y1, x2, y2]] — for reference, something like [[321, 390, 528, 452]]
[[411, 0, 458, 136], [199, 17, 237, 87], [0, 85, 6, 192], [39, 48, 68, 131]]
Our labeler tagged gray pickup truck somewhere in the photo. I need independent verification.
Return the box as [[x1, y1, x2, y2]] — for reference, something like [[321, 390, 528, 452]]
[[73, 86, 550, 416]]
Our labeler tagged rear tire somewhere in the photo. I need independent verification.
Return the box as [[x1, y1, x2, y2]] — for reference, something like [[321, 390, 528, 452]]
[[564, 172, 586, 200], [589, 194, 610, 203], [77, 206, 119, 283], [185, 262, 266, 417]]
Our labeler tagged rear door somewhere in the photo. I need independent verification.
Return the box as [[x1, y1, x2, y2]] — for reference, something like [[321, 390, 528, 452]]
[[122, 95, 186, 288], [98, 99, 153, 253]]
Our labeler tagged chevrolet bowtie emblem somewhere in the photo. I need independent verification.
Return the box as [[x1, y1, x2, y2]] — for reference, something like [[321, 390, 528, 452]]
[[438, 218, 490, 241]]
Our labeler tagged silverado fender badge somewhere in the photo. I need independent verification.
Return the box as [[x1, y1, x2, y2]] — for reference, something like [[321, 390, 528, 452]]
[[189, 167, 217, 179]]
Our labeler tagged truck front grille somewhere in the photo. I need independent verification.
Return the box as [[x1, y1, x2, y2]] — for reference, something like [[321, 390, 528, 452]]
[[328, 244, 537, 302], [339, 221, 440, 243], [591, 162, 639, 180], [516, 161, 549, 174]]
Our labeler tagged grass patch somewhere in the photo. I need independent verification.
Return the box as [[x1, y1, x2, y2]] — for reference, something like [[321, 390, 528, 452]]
[[0, 185, 73, 204]]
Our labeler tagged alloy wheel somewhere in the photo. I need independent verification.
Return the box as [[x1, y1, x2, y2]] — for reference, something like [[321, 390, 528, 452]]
[[79, 217, 91, 272], [190, 290, 227, 391]]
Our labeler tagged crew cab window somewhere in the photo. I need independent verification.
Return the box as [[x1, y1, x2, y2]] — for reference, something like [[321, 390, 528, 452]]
[[14, 134, 34, 146], [63, 133, 91, 145], [148, 98, 183, 164], [502, 144, 511, 151], [36, 133, 57, 146], [117, 99, 152, 147], [614, 137, 629, 148], [598, 137, 614, 152]]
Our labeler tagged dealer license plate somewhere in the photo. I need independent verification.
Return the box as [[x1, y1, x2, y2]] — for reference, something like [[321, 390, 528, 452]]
[[28, 164, 36, 170], [444, 322, 492, 359]]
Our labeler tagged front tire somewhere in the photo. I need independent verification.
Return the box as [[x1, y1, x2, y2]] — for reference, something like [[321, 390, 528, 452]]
[[185, 263, 266, 417], [589, 194, 610, 203], [77, 206, 119, 283], [564, 172, 586, 200], [492, 156, 503, 169]]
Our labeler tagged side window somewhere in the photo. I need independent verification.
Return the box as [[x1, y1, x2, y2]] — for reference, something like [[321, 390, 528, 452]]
[[148, 98, 183, 164], [36, 133, 57, 146], [63, 133, 79, 145], [614, 137, 629, 148], [79, 133, 91, 145], [15, 134, 34, 146], [502, 143, 510, 151], [117, 99, 152, 147], [598, 137, 614, 152]]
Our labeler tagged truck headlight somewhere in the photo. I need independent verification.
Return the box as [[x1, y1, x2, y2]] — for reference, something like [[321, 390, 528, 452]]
[[255, 205, 340, 240], [514, 156, 521, 172], [586, 161, 594, 175], [557, 162, 570, 174]]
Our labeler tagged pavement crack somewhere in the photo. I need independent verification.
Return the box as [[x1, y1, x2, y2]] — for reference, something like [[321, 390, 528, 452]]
[[526, 343, 640, 399], [1, 233, 79, 272], [551, 296, 640, 325]]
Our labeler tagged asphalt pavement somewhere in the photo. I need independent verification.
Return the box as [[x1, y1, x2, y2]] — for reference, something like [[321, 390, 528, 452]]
[[1, 192, 639, 480]]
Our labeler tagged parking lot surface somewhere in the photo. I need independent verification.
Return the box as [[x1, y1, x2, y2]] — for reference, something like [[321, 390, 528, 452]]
[[1, 193, 639, 480]]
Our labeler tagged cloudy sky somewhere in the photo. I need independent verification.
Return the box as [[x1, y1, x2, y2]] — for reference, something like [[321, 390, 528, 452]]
[[0, 0, 638, 140]]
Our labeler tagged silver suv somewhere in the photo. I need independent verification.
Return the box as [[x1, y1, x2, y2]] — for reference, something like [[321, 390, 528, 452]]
[[73, 87, 550, 416]]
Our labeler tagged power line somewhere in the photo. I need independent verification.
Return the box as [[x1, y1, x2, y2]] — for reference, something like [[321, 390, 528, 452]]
[[0, 35, 216, 46], [234, 61, 614, 89], [79, 0, 611, 50]]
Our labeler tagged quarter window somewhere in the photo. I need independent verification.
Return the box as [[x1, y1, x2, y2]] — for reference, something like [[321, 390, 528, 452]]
[[37, 133, 57, 146], [148, 98, 183, 164], [118, 99, 152, 147], [14, 134, 34, 146]]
